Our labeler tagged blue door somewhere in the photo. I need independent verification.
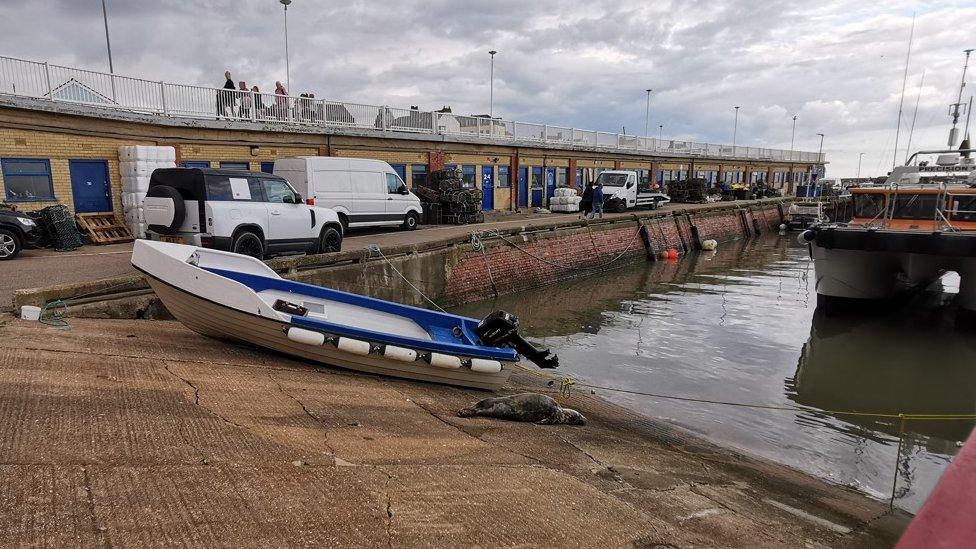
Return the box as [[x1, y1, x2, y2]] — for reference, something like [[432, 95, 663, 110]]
[[391, 164, 406, 182], [69, 160, 112, 213], [518, 167, 528, 208], [181, 161, 211, 168], [260, 161, 275, 174], [481, 166, 494, 210], [545, 167, 556, 206], [530, 167, 543, 207]]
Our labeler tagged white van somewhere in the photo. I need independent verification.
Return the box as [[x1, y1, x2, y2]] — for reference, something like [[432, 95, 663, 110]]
[[274, 157, 423, 230]]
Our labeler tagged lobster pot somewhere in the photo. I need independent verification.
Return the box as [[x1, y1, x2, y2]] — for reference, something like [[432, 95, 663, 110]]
[[118, 146, 176, 239]]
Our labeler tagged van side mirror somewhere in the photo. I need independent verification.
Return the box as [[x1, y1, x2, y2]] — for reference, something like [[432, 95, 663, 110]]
[[398, 186, 409, 195]]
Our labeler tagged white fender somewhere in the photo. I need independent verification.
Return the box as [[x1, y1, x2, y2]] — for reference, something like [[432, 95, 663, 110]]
[[469, 359, 502, 374], [383, 345, 418, 362], [337, 337, 371, 356], [287, 327, 325, 346], [429, 353, 462, 369]]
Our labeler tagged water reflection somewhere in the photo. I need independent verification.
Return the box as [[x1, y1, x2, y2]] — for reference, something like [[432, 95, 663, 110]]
[[457, 235, 974, 511]]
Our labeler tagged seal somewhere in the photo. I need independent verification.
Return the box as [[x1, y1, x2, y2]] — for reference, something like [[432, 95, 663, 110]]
[[458, 393, 586, 425]]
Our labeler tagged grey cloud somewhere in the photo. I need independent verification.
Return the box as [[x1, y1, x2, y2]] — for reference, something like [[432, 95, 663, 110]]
[[0, 0, 973, 177]]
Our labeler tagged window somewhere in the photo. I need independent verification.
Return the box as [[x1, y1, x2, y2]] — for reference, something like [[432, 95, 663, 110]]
[[498, 166, 511, 188], [556, 167, 568, 188], [576, 168, 584, 186], [181, 161, 211, 168], [411, 164, 428, 189], [597, 172, 629, 187], [386, 172, 405, 193], [891, 194, 938, 219], [391, 164, 406, 182], [461, 165, 476, 189], [220, 161, 250, 170], [262, 178, 298, 203], [853, 194, 885, 218], [951, 196, 976, 222], [530, 167, 543, 189], [260, 162, 275, 174], [205, 176, 263, 201], [2, 158, 54, 201]]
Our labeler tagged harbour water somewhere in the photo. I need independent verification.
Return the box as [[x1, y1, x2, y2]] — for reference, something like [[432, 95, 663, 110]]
[[458, 234, 976, 512]]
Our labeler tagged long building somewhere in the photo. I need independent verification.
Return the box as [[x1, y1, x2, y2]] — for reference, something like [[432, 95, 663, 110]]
[[0, 55, 825, 216]]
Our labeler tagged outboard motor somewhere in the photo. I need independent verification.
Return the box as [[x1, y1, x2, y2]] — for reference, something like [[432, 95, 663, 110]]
[[474, 311, 559, 369]]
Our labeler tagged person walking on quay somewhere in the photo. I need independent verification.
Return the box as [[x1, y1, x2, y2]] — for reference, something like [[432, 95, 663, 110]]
[[217, 70, 235, 118], [588, 180, 604, 219], [580, 181, 594, 218]]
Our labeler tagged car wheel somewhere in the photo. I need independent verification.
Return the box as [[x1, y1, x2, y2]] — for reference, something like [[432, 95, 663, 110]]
[[231, 231, 265, 259], [402, 211, 420, 230], [318, 226, 342, 253], [0, 229, 21, 260], [614, 201, 627, 213]]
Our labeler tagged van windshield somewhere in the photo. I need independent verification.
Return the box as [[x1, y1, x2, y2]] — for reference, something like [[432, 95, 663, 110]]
[[597, 173, 628, 187]]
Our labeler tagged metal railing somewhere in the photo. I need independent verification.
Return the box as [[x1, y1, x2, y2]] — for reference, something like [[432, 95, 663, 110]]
[[0, 54, 826, 163]]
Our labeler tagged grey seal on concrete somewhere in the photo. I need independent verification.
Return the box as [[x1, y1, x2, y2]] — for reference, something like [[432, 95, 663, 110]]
[[458, 393, 586, 425]]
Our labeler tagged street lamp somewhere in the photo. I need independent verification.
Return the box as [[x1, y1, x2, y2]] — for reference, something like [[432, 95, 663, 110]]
[[857, 152, 865, 179], [732, 106, 740, 149], [644, 89, 652, 137], [489, 50, 497, 118], [281, 0, 292, 92], [789, 115, 798, 162], [101, 0, 113, 74]]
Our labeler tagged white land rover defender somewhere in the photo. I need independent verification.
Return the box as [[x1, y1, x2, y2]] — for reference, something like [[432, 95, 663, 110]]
[[144, 167, 343, 259]]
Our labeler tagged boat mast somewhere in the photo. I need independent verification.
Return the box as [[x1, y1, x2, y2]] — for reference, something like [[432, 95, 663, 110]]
[[948, 49, 973, 147], [892, 14, 915, 169], [905, 69, 925, 164]]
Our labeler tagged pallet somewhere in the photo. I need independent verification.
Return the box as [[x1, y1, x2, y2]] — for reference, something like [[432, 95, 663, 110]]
[[75, 213, 134, 245]]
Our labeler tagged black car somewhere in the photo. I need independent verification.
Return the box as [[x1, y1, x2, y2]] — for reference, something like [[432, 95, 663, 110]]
[[0, 207, 41, 260]]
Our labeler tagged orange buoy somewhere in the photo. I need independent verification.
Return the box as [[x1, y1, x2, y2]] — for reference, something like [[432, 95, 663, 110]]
[[667, 248, 679, 259]]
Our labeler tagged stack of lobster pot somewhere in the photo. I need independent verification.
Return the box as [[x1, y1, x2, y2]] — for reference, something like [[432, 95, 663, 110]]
[[548, 187, 583, 212], [118, 146, 176, 238]]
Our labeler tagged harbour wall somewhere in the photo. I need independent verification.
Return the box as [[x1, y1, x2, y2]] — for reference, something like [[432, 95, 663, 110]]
[[12, 199, 795, 319]]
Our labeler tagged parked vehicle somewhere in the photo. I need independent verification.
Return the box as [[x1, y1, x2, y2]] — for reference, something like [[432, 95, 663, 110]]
[[273, 157, 423, 231], [143, 168, 343, 259], [0, 206, 41, 260], [595, 170, 671, 213]]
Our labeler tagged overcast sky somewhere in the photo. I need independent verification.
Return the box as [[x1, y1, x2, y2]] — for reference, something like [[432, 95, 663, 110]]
[[1, 0, 974, 177]]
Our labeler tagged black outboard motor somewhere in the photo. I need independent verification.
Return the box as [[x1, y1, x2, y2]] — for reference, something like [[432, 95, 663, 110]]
[[474, 311, 559, 369]]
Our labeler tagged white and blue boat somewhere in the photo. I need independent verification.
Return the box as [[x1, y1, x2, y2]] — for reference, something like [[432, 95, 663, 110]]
[[131, 240, 558, 390]]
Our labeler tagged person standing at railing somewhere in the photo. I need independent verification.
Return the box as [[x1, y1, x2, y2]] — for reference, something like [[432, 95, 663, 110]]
[[274, 81, 288, 120], [251, 85, 265, 119], [218, 70, 235, 118], [238, 81, 251, 119]]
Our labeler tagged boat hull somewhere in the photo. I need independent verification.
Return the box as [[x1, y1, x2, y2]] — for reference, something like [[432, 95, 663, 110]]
[[146, 274, 514, 391]]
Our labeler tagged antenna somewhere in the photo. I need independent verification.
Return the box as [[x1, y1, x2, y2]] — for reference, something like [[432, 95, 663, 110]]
[[904, 69, 925, 163], [948, 49, 973, 146], [892, 13, 915, 169]]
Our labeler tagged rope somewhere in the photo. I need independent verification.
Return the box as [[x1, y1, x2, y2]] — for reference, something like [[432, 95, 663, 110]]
[[364, 244, 446, 312], [515, 366, 976, 422], [470, 233, 499, 298], [38, 299, 69, 328], [479, 222, 643, 273]]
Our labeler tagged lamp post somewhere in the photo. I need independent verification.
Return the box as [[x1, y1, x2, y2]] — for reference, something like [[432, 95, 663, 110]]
[[489, 50, 497, 118], [789, 115, 798, 161], [101, 0, 113, 74], [857, 152, 865, 179], [644, 89, 652, 137], [732, 106, 740, 149], [816, 133, 825, 157], [281, 0, 292, 92]]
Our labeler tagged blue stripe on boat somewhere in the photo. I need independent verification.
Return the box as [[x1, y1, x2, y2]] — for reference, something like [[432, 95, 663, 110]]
[[205, 268, 519, 361]]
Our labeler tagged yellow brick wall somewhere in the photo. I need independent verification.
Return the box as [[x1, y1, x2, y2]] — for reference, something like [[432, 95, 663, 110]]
[[619, 160, 650, 169], [334, 149, 427, 164], [446, 153, 509, 166], [0, 127, 155, 215], [576, 159, 614, 168], [543, 158, 569, 168]]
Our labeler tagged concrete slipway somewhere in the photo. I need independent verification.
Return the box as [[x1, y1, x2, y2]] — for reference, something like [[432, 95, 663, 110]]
[[0, 317, 907, 547]]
